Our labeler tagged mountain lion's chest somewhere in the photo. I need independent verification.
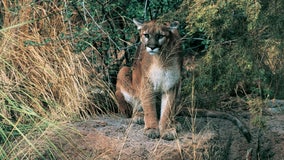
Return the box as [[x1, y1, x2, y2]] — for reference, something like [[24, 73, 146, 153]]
[[148, 63, 180, 92]]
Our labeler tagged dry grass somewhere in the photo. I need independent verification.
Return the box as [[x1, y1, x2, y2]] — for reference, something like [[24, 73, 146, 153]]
[[0, 0, 119, 120], [1, 1, 89, 119], [0, 0, 117, 159]]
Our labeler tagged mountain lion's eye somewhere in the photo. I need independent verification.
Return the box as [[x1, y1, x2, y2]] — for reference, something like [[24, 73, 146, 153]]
[[156, 34, 165, 39], [144, 34, 149, 38]]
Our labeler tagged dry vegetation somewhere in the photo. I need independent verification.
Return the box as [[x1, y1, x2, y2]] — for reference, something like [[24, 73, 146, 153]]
[[0, 1, 116, 159], [1, 1, 92, 118]]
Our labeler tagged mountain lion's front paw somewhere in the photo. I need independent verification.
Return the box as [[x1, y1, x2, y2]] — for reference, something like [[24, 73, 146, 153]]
[[161, 128, 177, 140], [144, 128, 160, 139]]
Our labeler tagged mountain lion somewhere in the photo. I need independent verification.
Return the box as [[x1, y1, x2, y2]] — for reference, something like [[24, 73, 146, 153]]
[[115, 19, 182, 140]]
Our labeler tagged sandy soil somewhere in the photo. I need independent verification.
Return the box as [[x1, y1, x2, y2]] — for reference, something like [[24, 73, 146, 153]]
[[49, 106, 284, 160]]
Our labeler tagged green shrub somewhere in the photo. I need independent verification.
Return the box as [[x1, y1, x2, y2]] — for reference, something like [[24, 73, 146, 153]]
[[184, 0, 284, 103]]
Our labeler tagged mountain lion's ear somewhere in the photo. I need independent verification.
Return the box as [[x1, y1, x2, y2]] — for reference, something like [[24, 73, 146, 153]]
[[133, 18, 144, 30], [169, 21, 179, 32]]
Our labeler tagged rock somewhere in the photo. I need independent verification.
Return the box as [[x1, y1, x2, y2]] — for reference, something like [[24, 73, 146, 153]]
[[266, 99, 284, 114]]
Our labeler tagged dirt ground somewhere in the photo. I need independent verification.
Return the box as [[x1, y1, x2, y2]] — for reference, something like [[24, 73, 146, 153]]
[[49, 103, 284, 160]]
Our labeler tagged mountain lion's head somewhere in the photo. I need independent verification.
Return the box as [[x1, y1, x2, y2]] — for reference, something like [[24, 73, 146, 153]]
[[133, 19, 179, 55]]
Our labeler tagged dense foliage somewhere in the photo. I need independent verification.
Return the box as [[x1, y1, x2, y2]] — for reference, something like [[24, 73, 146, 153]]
[[185, 0, 284, 100], [59, 0, 284, 101]]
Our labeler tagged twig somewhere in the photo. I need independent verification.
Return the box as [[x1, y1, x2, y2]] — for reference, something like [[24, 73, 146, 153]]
[[179, 108, 252, 143], [144, 0, 148, 20]]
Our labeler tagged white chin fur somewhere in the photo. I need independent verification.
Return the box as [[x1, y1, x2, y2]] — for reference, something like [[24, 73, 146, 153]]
[[146, 47, 159, 55]]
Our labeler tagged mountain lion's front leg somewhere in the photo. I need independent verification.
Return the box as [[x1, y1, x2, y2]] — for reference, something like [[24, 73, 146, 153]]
[[140, 86, 159, 139], [159, 89, 177, 140]]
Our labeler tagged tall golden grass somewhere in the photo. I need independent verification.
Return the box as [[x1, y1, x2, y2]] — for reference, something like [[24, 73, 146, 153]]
[[0, 0, 118, 119], [0, 0, 116, 159]]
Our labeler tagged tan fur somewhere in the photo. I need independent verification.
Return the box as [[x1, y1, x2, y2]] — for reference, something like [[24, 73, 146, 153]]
[[115, 19, 182, 140]]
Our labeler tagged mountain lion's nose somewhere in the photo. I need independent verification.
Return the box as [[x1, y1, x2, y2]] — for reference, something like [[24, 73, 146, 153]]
[[148, 45, 157, 50]]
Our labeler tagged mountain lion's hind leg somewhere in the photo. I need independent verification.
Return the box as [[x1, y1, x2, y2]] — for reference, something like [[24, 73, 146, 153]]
[[132, 103, 144, 124], [115, 67, 134, 117], [116, 66, 143, 123]]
